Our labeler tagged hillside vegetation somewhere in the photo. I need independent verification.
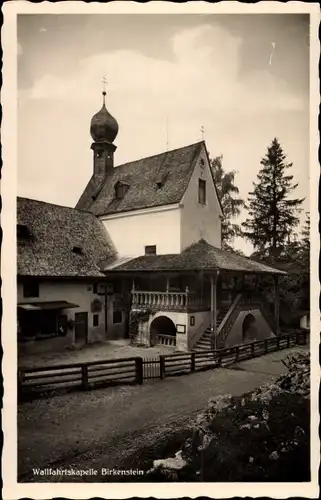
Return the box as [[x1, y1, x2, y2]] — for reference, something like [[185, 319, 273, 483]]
[[129, 351, 310, 482]]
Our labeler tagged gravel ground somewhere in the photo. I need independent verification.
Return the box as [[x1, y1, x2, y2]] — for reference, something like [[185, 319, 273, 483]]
[[19, 340, 175, 369], [18, 346, 308, 482]]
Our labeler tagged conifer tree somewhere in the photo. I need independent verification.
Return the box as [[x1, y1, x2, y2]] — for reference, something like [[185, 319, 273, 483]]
[[299, 211, 310, 266], [210, 155, 244, 250], [301, 212, 310, 252], [242, 138, 304, 257]]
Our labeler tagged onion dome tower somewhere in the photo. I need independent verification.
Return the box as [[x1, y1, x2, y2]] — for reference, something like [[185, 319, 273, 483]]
[[90, 83, 119, 189]]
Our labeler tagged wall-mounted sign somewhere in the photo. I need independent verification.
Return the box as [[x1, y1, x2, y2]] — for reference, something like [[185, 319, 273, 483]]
[[96, 283, 114, 295], [91, 298, 102, 313], [176, 324, 186, 334], [106, 283, 114, 294]]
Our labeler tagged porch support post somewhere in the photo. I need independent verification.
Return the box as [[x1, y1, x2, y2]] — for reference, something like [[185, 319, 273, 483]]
[[210, 271, 219, 350], [273, 275, 280, 335], [104, 284, 108, 333]]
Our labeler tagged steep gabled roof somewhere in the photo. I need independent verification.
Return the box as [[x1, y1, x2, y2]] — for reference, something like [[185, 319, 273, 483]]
[[103, 239, 286, 275], [76, 142, 203, 216], [17, 197, 115, 277]]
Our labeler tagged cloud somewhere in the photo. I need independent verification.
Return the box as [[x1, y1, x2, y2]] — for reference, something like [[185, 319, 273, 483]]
[[18, 22, 309, 255], [24, 23, 305, 116], [39, 27, 47, 33]]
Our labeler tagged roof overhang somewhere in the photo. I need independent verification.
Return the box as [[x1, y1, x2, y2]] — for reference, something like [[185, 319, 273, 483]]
[[18, 301, 79, 311], [104, 266, 286, 276], [98, 203, 180, 221]]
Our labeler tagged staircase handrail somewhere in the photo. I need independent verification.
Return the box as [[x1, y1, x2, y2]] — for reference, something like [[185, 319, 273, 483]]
[[217, 293, 242, 335], [188, 311, 211, 350]]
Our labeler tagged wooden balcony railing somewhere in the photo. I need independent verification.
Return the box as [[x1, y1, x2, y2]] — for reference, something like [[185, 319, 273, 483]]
[[131, 288, 210, 311]]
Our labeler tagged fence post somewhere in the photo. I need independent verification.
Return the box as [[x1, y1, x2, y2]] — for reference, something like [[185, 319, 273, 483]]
[[287, 335, 290, 348], [276, 336, 280, 350], [160, 355, 166, 379], [235, 346, 239, 362], [251, 343, 255, 358], [81, 364, 89, 391], [135, 357, 143, 385], [191, 352, 195, 373], [304, 330, 308, 345], [265, 340, 268, 354]]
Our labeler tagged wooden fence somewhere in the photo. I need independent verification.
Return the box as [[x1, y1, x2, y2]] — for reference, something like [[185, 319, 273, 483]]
[[18, 330, 308, 401], [18, 356, 141, 400]]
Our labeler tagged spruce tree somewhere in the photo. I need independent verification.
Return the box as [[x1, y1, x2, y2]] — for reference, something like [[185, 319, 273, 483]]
[[299, 211, 310, 267], [301, 212, 310, 252], [242, 138, 304, 257], [210, 155, 244, 250]]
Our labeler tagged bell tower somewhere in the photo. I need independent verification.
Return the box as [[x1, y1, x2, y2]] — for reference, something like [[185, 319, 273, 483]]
[[90, 79, 119, 190]]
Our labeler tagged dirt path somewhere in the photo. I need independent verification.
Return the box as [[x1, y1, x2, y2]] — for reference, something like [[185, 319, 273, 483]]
[[18, 346, 307, 482]]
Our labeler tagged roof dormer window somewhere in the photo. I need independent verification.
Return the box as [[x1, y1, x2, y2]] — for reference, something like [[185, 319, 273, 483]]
[[115, 181, 129, 200], [156, 172, 168, 189]]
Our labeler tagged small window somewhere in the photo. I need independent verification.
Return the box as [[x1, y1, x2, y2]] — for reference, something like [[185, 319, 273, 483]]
[[198, 179, 206, 205], [93, 314, 99, 327], [23, 281, 39, 298], [17, 224, 32, 239], [190, 315, 195, 326], [113, 310, 122, 324], [200, 158, 205, 168], [72, 246, 83, 255], [145, 245, 156, 255], [93, 283, 98, 294]]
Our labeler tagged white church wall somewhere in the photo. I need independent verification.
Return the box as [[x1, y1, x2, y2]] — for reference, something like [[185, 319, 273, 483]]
[[100, 204, 181, 257], [180, 146, 222, 251]]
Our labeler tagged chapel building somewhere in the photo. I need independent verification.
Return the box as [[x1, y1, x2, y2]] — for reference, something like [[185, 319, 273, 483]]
[[17, 91, 284, 356]]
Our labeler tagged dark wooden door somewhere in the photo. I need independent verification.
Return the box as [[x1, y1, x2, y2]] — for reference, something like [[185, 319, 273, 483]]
[[74, 312, 88, 344]]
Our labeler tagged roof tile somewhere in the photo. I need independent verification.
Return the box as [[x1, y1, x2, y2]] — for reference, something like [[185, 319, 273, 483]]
[[17, 197, 115, 277], [76, 142, 203, 215], [105, 240, 286, 275]]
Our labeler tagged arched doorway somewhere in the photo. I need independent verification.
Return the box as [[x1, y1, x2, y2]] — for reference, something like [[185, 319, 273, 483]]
[[242, 313, 257, 343], [150, 315, 176, 346]]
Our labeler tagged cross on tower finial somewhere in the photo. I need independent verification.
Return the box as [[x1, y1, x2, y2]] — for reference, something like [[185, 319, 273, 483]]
[[102, 76, 107, 105], [201, 125, 205, 141]]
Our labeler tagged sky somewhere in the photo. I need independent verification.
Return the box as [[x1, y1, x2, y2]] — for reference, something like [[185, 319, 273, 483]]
[[17, 13, 310, 255]]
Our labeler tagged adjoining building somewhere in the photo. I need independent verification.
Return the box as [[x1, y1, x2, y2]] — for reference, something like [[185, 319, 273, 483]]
[[17, 90, 286, 355], [17, 197, 129, 356]]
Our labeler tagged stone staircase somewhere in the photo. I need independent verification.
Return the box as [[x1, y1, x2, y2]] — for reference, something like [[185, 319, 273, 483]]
[[193, 305, 230, 351]]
